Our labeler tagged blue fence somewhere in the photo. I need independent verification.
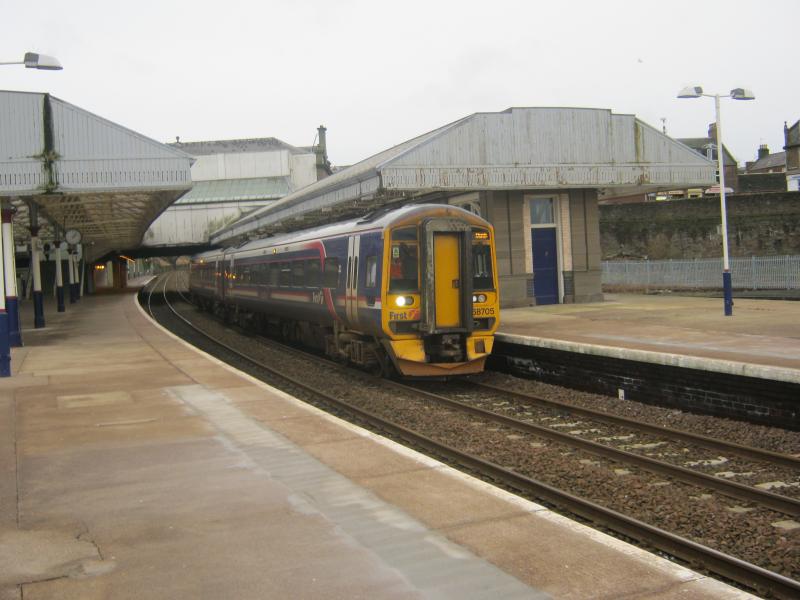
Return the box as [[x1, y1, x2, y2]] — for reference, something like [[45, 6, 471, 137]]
[[602, 255, 800, 290]]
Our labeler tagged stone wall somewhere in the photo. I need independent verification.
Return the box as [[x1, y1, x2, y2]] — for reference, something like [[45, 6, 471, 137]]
[[600, 192, 800, 259]]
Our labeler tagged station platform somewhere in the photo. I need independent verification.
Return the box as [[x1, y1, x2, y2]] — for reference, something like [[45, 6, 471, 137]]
[[0, 290, 754, 599], [498, 293, 800, 384]]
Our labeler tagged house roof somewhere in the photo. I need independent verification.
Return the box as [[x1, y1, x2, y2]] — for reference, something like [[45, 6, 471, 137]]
[[212, 107, 715, 244], [677, 137, 737, 167], [747, 151, 786, 172], [169, 137, 312, 156]]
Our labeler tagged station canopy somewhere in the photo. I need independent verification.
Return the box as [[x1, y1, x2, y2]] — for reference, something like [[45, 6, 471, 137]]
[[211, 107, 715, 245], [0, 91, 193, 261]]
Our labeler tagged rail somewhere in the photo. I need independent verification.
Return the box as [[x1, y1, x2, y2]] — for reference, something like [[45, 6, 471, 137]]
[[143, 273, 800, 599]]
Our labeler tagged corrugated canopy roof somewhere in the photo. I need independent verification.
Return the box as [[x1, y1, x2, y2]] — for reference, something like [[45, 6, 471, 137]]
[[212, 107, 715, 244], [0, 90, 193, 261], [175, 177, 291, 204]]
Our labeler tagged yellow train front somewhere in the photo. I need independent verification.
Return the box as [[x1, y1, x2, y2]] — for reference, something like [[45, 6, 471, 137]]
[[189, 204, 499, 378], [374, 204, 499, 377]]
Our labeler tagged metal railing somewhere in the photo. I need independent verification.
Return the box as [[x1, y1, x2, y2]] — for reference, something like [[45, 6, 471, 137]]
[[602, 255, 800, 290]]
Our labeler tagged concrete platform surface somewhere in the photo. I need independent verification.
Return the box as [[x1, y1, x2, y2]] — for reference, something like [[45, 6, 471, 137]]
[[499, 293, 800, 383], [0, 291, 755, 599]]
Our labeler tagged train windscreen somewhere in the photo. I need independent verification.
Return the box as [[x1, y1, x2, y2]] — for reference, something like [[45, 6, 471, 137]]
[[472, 229, 494, 291], [389, 227, 419, 292]]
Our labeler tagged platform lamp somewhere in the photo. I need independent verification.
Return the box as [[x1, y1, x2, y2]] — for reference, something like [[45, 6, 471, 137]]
[[677, 86, 755, 316], [0, 52, 63, 70]]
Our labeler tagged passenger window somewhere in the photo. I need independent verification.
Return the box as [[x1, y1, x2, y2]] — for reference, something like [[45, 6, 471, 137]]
[[323, 258, 339, 288], [365, 256, 378, 288], [305, 259, 320, 287], [269, 263, 280, 286], [279, 262, 292, 286], [292, 261, 304, 286]]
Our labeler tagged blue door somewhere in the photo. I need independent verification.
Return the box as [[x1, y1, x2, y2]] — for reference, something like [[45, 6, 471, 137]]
[[531, 228, 558, 305]]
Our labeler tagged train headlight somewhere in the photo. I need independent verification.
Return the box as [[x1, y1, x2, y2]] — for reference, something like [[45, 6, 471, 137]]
[[395, 296, 414, 307], [472, 294, 487, 303]]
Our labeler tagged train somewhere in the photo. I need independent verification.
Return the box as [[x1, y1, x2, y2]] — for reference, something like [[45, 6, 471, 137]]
[[188, 204, 499, 377]]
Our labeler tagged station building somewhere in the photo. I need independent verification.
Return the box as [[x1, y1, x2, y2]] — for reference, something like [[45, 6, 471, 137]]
[[142, 135, 327, 248], [213, 108, 715, 307]]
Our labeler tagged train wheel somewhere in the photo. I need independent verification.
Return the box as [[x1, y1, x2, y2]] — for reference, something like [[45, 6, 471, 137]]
[[369, 345, 395, 378]]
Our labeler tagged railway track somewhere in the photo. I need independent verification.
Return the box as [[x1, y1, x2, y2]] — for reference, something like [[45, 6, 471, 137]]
[[143, 274, 800, 599], [407, 381, 800, 514]]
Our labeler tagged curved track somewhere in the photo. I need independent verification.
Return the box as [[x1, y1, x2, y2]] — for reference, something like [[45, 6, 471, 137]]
[[143, 274, 800, 599]]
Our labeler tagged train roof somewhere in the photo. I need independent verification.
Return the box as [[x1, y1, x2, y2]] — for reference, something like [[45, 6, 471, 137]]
[[192, 204, 489, 261]]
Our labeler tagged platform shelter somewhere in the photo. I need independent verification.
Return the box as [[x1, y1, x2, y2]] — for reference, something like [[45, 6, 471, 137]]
[[0, 90, 194, 374], [212, 107, 715, 308]]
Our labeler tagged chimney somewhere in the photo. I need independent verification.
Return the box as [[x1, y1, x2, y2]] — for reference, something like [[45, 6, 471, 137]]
[[757, 144, 769, 160], [314, 125, 332, 181]]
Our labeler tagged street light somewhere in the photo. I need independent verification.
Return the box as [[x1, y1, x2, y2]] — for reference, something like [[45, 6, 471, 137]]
[[677, 85, 755, 316], [0, 52, 63, 70]]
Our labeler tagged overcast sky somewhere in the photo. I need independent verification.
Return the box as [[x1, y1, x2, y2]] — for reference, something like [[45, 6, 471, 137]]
[[4, 0, 798, 168]]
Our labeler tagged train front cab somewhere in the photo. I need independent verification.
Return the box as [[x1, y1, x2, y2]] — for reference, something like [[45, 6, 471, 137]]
[[382, 215, 499, 377]]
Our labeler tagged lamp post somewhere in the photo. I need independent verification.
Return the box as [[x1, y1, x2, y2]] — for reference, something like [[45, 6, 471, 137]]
[[0, 52, 63, 70], [677, 86, 755, 316]]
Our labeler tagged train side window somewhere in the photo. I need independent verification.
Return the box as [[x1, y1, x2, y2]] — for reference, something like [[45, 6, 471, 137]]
[[279, 262, 292, 286], [269, 263, 280, 286], [305, 259, 320, 287], [365, 256, 377, 288], [292, 261, 304, 286], [323, 257, 339, 288], [254, 264, 265, 285]]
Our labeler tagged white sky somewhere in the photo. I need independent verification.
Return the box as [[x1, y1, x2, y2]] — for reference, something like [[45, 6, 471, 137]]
[[4, 0, 798, 168]]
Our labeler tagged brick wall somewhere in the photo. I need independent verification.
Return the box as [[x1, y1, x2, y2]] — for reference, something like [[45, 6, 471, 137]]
[[600, 192, 800, 259]]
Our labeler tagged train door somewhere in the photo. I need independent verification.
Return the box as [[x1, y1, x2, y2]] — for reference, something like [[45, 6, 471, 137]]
[[433, 233, 462, 328], [222, 255, 234, 301], [346, 235, 361, 325], [420, 218, 472, 334], [215, 259, 223, 298]]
